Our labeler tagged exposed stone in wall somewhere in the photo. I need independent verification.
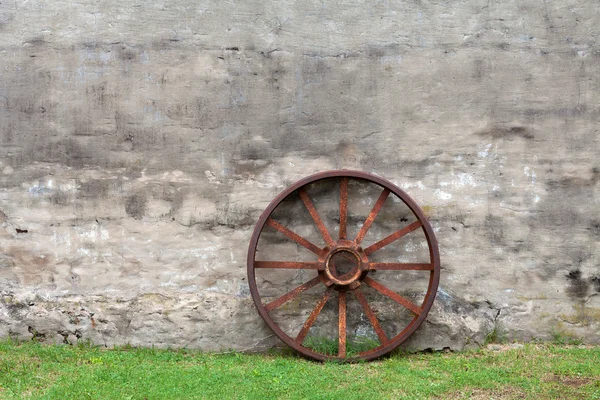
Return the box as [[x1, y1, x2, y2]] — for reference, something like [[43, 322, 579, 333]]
[[1, 0, 599, 351]]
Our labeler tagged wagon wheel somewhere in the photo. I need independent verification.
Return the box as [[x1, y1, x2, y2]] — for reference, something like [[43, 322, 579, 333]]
[[247, 170, 440, 361]]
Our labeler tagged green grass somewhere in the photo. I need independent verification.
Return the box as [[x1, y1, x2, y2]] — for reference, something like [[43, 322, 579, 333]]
[[551, 329, 584, 346], [302, 335, 381, 357], [484, 324, 507, 345], [1, 340, 599, 399]]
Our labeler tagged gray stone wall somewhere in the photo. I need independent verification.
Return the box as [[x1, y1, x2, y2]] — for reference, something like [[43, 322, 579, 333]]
[[1, 0, 599, 351]]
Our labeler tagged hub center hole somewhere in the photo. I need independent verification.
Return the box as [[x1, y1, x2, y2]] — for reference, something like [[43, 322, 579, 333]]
[[329, 250, 359, 278]]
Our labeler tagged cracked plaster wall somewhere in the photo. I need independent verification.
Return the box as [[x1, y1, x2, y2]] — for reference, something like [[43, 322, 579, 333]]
[[0, 0, 599, 351]]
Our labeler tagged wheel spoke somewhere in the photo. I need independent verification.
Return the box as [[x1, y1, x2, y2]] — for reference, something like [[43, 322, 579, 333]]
[[299, 189, 334, 246], [266, 218, 322, 255], [367, 262, 433, 271], [364, 220, 422, 255], [265, 276, 322, 312], [338, 291, 347, 358], [296, 287, 333, 344], [363, 277, 422, 315], [339, 177, 348, 240], [355, 188, 390, 244], [255, 261, 324, 270], [354, 289, 389, 346]]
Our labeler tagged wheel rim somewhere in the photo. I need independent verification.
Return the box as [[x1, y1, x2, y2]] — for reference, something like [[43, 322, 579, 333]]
[[247, 170, 441, 361]]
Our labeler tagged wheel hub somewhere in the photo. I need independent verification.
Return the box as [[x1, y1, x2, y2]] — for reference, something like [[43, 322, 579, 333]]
[[319, 240, 369, 289]]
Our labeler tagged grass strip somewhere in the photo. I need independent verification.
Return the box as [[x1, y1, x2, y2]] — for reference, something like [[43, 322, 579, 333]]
[[0, 341, 599, 399]]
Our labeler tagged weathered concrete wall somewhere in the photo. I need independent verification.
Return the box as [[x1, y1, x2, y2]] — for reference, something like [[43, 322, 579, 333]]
[[0, 0, 599, 351]]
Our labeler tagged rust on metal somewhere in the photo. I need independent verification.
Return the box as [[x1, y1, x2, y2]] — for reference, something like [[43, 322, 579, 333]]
[[364, 220, 422, 255], [255, 261, 324, 270], [338, 291, 347, 358], [296, 287, 333, 344], [265, 276, 322, 312], [299, 189, 335, 246], [324, 248, 363, 286], [339, 177, 348, 240], [367, 262, 433, 271], [354, 289, 389, 346], [363, 276, 423, 315], [265, 218, 322, 255], [355, 188, 390, 244], [247, 170, 440, 362]]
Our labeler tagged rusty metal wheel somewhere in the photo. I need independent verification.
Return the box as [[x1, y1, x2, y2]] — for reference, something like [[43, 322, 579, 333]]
[[247, 170, 440, 361]]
